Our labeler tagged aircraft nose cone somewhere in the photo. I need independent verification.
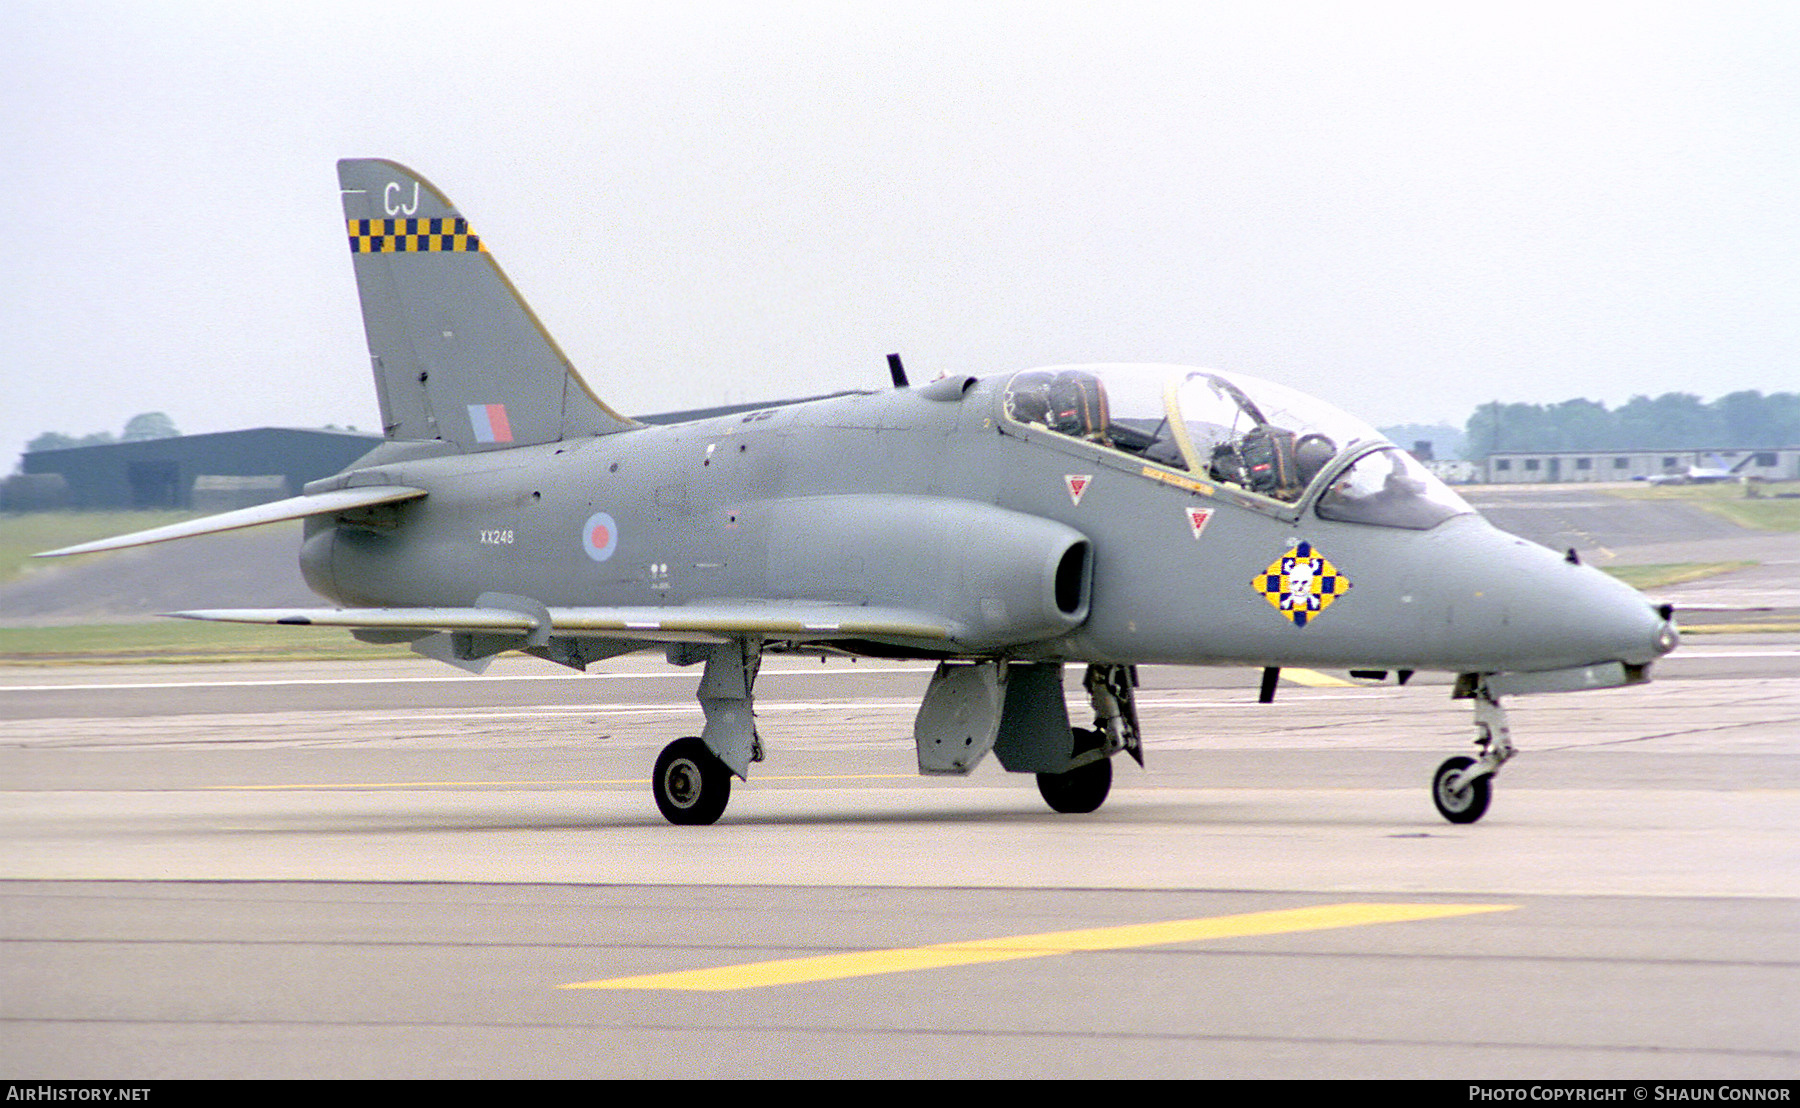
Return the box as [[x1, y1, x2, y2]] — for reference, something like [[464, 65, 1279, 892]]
[[1652, 604, 1680, 658], [1435, 524, 1683, 671], [1544, 566, 1678, 668]]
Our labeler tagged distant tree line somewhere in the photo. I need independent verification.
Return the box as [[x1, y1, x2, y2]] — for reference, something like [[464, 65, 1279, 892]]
[[1463, 391, 1800, 459], [25, 412, 179, 453]]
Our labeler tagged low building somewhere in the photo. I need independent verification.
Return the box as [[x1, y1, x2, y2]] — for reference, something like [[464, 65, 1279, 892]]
[[1484, 448, 1800, 484], [12, 428, 382, 510], [6, 396, 857, 512]]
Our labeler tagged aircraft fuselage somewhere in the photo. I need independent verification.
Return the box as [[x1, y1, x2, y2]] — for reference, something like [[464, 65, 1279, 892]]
[[302, 379, 1669, 677], [46, 159, 1682, 825]]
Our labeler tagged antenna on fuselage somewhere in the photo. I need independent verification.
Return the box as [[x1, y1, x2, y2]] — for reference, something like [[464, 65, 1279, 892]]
[[887, 353, 909, 389]]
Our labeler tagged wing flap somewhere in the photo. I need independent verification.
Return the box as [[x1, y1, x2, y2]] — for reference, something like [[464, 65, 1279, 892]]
[[173, 606, 536, 631], [34, 486, 428, 558], [551, 606, 955, 642], [171, 603, 956, 644]]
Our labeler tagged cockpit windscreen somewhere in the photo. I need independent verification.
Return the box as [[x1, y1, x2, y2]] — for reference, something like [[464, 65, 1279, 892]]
[[1314, 447, 1474, 529], [1002, 364, 1473, 527], [1004, 366, 1367, 502]]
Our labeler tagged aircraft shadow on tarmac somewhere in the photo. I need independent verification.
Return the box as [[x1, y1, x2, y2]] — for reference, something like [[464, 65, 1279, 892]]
[[181, 791, 1448, 833]]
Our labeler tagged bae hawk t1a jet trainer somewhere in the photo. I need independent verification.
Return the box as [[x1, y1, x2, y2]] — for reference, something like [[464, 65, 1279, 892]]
[[42, 159, 1679, 825]]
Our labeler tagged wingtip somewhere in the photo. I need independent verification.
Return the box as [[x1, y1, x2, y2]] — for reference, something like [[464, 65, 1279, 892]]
[[34, 539, 122, 559]]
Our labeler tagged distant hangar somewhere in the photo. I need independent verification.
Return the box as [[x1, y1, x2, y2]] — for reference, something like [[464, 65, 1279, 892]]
[[1485, 447, 1800, 484], [9, 428, 382, 511], [4, 395, 862, 512]]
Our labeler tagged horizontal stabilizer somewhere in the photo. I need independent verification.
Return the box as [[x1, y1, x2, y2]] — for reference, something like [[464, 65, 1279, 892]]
[[171, 602, 956, 645], [34, 486, 427, 558]]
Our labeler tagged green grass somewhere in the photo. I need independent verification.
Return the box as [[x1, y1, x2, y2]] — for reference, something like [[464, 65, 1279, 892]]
[[0, 510, 203, 582], [0, 620, 413, 665], [0, 511, 392, 663], [1604, 481, 1800, 531], [1688, 497, 1800, 532], [1602, 562, 1755, 589]]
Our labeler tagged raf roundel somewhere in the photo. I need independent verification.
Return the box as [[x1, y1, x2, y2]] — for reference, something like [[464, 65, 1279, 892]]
[[581, 512, 620, 562]]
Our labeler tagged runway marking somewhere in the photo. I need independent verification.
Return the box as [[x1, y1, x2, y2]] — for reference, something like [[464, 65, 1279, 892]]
[[206, 773, 913, 791], [404, 692, 1392, 723], [419, 700, 919, 717], [562, 902, 1516, 991]]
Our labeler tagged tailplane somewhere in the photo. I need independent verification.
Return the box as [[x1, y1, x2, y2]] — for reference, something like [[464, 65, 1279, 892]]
[[337, 159, 636, 449]]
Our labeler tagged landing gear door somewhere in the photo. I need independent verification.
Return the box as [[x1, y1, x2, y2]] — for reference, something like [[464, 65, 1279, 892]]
[[991, 663, 1080, 774], [916, 662, 1083, 776], [915, 662, 1003, 775]]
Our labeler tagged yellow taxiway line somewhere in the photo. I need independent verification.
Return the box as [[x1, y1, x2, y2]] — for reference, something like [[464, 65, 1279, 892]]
[[563, 902, 1515, 991], [1281, 668, 1356, 687]]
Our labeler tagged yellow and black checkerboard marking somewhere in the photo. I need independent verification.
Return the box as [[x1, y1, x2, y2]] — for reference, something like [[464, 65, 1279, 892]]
[[1253, 541, 1351, 627], [347, 218, 485, 254]]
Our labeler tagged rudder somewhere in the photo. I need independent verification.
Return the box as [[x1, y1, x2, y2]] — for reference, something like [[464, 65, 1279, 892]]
[[337, 159, 636, 448]]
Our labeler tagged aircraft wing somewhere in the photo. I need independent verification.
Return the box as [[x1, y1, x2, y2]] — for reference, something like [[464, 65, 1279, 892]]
[[171, 603, 957, 645], [33, 486, 428, 557]]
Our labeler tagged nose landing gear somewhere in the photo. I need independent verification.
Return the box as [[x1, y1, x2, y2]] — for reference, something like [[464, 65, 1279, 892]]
[[1431, 755, 1491, 823], [1433, 676, 1516, 824]]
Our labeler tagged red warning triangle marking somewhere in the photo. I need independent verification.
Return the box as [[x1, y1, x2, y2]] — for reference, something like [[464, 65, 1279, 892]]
[[1187, 507, 1214, 538], [1066, 475, 1092, 506]]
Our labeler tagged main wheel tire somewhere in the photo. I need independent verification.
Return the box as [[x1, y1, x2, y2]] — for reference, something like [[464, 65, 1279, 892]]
[[1037, 754, 1113, 814], [654, 737, 732, 825], [1432, 755, 1492, 824]]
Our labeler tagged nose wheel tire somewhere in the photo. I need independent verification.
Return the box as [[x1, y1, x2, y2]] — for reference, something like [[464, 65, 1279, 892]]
[[1037, 750, 1113, 814], [654, 737, 732, 825], [1432, 755, 1492, 824]]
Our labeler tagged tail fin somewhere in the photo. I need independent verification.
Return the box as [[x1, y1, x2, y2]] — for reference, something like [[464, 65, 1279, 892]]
[[336, 159, 636, 449]]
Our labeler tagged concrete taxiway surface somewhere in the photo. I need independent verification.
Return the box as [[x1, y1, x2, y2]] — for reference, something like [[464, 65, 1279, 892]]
[[2, 646, 1796, 1078]]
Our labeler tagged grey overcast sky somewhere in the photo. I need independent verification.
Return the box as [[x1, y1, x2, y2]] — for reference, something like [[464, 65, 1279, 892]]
[[3, 1, 1796, 467]]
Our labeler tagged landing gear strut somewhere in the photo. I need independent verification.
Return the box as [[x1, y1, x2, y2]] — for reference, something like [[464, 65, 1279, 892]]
[[1433, 675, 1516, 824], [651, 639, 762, 825]]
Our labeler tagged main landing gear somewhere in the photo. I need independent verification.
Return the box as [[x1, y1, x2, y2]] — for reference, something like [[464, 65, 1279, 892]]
[[647, 650, 1147, 825], [1033, 666, 1142, 815], [649, 640, 762, 826], [1432, 675, 1516, 824], [653, 737, 733, 825], [1035, 728, 1112, 813]]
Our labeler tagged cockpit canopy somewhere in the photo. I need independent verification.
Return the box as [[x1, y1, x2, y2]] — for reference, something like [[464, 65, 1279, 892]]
[[1002, 364, 1473, 530]]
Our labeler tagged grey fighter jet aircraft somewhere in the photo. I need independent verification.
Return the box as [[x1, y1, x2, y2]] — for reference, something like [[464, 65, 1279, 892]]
[[41, 159, 1679, 826], [1643, 452, 1755, 486]]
